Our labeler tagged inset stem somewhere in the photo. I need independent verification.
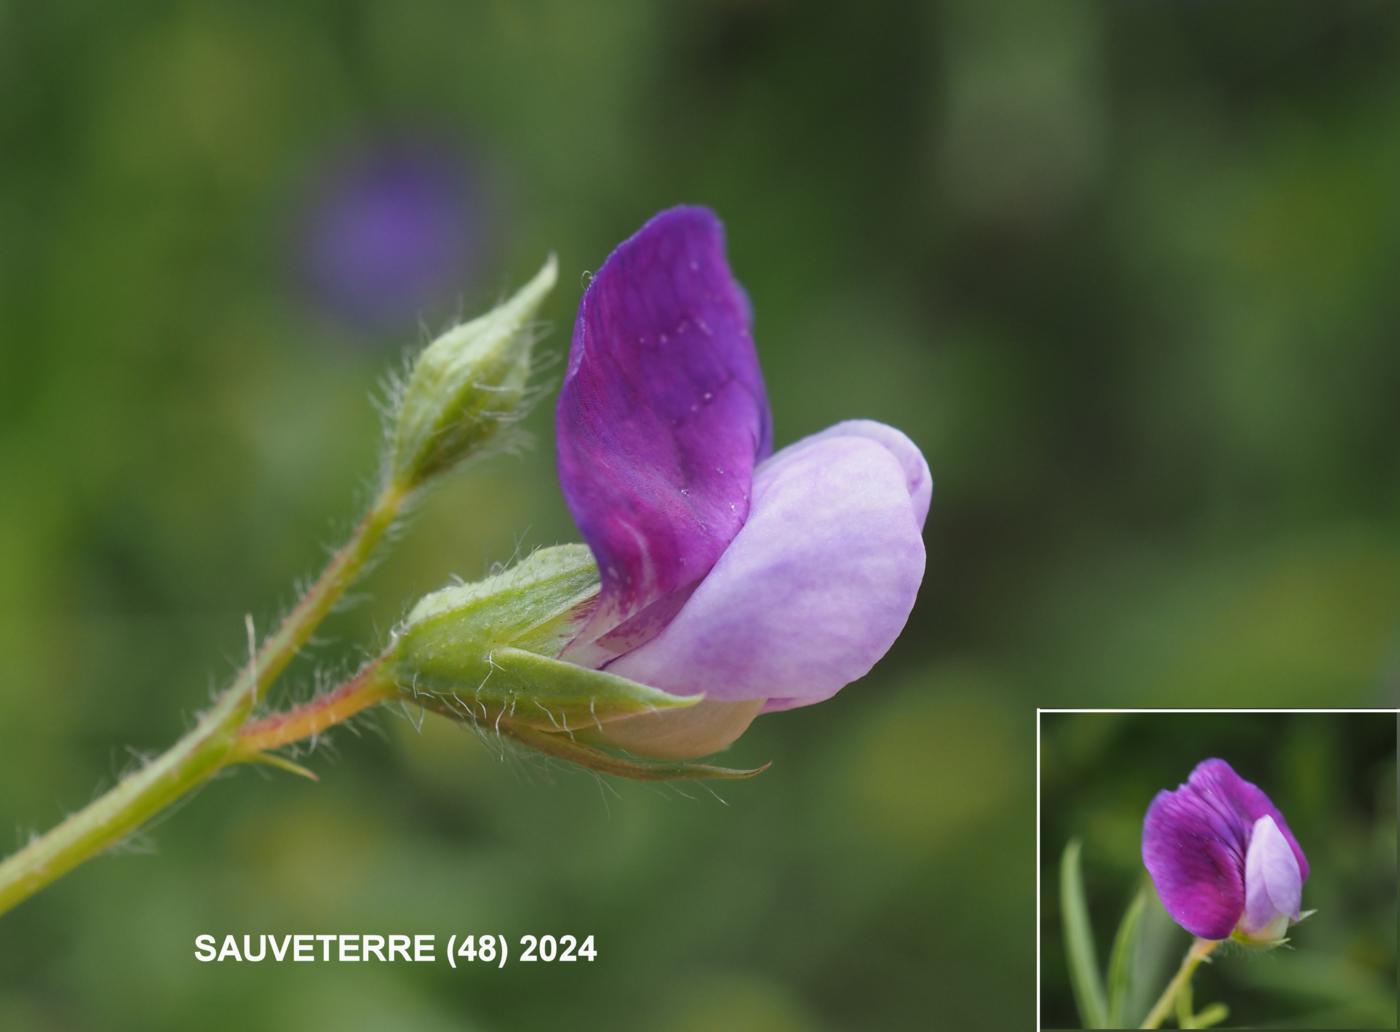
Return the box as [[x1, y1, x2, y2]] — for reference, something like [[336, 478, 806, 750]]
[[1140, 937, 1220, 1029]]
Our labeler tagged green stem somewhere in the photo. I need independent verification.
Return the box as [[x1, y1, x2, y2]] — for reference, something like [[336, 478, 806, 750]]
[[1140, 938, 1219, 1030], [1174, 966, 1194, 1029], [239, 482, 406, 706], [0, 482, 408, 919], [0, 689, 242, 917]]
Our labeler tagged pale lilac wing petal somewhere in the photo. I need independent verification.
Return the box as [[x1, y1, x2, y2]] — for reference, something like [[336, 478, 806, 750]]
[[556, 207, 771, 652], [1243, 814, 1303, 934], [764, 419, 931, 527], [1142, 783, 1247, 940], [606, 430, 926, 710], [1190, 758, 1309, 883]]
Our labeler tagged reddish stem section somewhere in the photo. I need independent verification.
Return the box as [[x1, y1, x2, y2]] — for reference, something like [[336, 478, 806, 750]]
[[236, 659, 397, 755]]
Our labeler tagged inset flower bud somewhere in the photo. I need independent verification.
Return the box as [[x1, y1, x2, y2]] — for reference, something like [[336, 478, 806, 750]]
[[387, 256, 556, 488], [1142, 758, 1310, 947]]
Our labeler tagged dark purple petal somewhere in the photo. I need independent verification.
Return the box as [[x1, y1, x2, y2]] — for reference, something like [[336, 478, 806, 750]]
[[557, 207, 772, 657], [1187, 758, 1309, 882], [1142, 758, 1307, 940], [1142, 784, 1247, 939]]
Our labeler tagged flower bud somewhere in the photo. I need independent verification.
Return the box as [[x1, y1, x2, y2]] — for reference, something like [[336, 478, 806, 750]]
[[387, 255, 556, 489], [1143, 759, 1310, 947], [390, 545, 700, 733]]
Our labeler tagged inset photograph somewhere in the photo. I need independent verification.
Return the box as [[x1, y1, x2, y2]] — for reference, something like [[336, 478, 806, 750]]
[[1039, 710, 1398, 1030]]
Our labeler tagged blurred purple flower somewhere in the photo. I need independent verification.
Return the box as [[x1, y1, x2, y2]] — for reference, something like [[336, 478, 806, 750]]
[[554, 207, 930, 757], [298, 136, 485, 330], [1143, 758, 1310, 943]]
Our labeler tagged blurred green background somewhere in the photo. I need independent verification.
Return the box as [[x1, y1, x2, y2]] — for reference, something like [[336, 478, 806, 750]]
[[1, 2, 1398, 1029], [1040, 713, 1397, 1029]]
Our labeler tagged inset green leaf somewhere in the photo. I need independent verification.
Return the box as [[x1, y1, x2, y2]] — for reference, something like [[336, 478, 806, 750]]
[[1061, 838, 1108, 1029], [1193, 1002, 1229, 1029], [1106, 886, 1146, 1027]]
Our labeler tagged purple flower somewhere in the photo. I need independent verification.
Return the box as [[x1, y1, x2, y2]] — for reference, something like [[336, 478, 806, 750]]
[[555, 207, 930, 758], [298, 136, 485, 331], [1142, 758, 1310, 943]]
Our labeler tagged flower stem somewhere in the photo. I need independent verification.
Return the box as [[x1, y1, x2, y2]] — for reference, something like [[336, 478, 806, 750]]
[[0, 482, 409, 919], [234, 658, 397, 755], [1140, 937, 1220, 1029], [0, 688, 243, 918], [239, 482, 407, 706]]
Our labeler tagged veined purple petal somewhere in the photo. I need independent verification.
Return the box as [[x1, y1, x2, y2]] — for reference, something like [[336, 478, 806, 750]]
[[606, 426, 927, 711], [1142, 786, 1246, 940], [557, 207, 772, 658], [1242, 814, 1303, 936], [1187, 758, 1309, 882], [1142, 758, 1308, 940]]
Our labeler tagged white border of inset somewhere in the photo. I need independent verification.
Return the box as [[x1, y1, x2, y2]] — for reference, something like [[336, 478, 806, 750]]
[[1035, 707, 1400, 1032]]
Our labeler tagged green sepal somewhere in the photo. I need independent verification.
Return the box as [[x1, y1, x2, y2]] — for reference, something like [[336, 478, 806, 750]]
[[392, 545, 700, 730], [401, 543, 600, 659], [1229, 928, 1290, 949], [402, 645, 700, 732], [388, 255, 556, 488], [1230, 906, 1312, 949]]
